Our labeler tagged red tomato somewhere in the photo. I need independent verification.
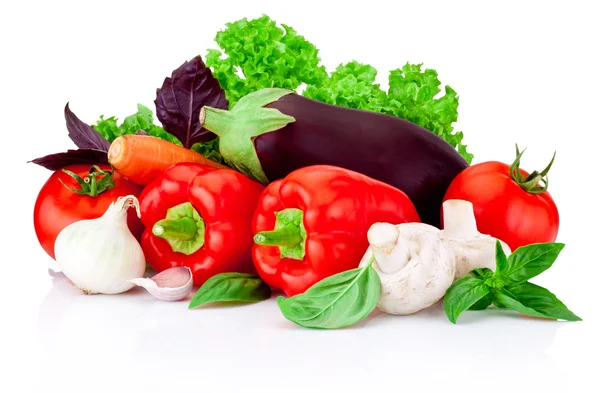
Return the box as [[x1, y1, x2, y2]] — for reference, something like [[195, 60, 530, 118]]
[[33, 164, 144, 260], [442, 149, 559, 251]]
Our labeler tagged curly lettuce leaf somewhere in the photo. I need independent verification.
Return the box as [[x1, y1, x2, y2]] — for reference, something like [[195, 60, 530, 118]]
[[191, 138, 224, 165], [385, 64, 472, 163], [303, 62, 472, 163], [93, 104, 182, 145], [303, 61, 387, 111], [207, 14, 473, 163], [206, 15, 327, 106]]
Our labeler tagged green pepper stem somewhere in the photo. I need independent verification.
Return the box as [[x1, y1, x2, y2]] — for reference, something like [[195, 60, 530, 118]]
[[152, 202, 205, 255], [153, 217, 199, 241], [254, 224, 303, 248]]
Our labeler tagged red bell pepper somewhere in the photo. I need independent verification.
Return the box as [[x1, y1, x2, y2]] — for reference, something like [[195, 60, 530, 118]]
[[252, 165, 421, 296], [139, 163, 265, 286]]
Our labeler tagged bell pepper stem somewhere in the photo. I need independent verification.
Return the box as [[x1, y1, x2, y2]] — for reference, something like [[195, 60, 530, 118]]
[[254, 224, 303, 247], [152, 202, 206, 255], [254, 208, 307, 260], [153, 217, 199, 241]]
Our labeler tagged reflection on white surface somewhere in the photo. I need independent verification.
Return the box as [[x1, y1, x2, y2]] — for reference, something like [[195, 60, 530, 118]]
[[32, 268, 589, 393]]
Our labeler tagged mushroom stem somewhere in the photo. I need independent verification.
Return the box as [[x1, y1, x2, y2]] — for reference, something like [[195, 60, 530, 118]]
[[367, 223, 408, 274], [443, 199, 479, 239]]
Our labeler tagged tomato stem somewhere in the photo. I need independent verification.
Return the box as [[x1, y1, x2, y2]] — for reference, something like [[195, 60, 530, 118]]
[[509, 144, 556, 195], [59, 165, 115, 197]]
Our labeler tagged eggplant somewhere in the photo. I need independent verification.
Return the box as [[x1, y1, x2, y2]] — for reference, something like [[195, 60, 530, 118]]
[[200, 88, 468, 228]]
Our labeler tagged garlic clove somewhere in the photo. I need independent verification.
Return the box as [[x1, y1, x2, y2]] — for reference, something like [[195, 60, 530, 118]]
[[128, 266, 193, 301]]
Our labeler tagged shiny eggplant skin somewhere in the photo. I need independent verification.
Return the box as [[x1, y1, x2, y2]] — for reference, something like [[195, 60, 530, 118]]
[[255, 94, 469, 228]]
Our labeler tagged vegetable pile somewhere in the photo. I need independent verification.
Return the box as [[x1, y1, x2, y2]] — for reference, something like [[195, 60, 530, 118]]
[[30, 15, 580, 329]]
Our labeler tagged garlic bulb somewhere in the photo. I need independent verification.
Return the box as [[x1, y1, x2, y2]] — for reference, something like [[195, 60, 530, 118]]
[[54, 195, 146, 295]]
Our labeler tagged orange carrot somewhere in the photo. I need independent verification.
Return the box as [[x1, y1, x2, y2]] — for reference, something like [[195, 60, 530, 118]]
[[108, 135, 228, 186]]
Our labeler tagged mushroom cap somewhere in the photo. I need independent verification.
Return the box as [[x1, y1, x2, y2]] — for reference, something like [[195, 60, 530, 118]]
[[360, 223, 456, 315]]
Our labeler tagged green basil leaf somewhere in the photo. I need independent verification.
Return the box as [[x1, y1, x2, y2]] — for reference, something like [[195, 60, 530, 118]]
[[494, 240, 508, 274], [492, 298, 508, 309], [469, 292, 494, 310], [277, 259, 381, 329], [496, 242, 565, 286], [443, 276, 491, 323], [494, 282, 581, 321], [188, 273, 271, 309]]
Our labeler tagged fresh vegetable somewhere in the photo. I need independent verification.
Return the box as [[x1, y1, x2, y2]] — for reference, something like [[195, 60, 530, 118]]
[[31, 149, 109, 171], [252, 165, 420, 297], [107, 135, 228, 186], [206, 15, 471, 162], [54, 195, 146, 295], [189, 273, 271, 309], [357, 199, 509, 315], [31, 105, 113, 170], [442, 200, 511, 279], [201, 88, 467, 227], [155, 55, 228, 147], [206, 15, 327, 105], [277, 256, 381, 329], [31, 56, 228, 172], [443, 241, 581, 323], [33, 165, 143, 259], [128, 266, 193, 301], [65, 103, 111, 151], [139, 163, 264, 286], [443, 145, 559, 251], [94, 104, 181, 145], [359, 222, 455, 315]]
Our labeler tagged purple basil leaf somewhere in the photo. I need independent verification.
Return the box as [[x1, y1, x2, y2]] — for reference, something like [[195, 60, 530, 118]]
[[135, 129, 149, 136], [29, 149, 109, 170], [65, 103, 111, 151], [155, 56, 228, 148]]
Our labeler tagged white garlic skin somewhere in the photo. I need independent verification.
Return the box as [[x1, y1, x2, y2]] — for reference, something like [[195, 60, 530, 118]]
[[54, 209, 145, 295]]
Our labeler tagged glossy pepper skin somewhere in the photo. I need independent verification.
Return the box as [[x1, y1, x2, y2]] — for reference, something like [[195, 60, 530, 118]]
[[139, 163, 265, 286], [252, 165, 421, 296]]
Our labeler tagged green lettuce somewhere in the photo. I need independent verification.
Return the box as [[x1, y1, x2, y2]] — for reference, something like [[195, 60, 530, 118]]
[[206, 15, 327, 106], [93, 104, 181, 145], [207, 15, 473, 163]]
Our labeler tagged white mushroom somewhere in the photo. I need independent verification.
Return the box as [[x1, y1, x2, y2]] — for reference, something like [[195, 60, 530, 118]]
[[441, 200, 511, 280], [359, 222, 455, 315], [359, 199, 511, 315]]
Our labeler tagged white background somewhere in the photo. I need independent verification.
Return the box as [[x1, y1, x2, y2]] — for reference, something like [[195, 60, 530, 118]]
[[2, 1, 599, 392]]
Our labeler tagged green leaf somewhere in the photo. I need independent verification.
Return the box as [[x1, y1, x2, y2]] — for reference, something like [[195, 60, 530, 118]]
[[443, 276, 491, 323], [206, 15, 327, 106], [277, 257, 381, 329], [191, 138, 224, 165], [385, 64, 472, 163], [496, 242, 565, 286], [207, 15, 473, 163], [495, 240, 509, 274], [93, 104, 181, 145], [469, 292, 494, 310], [494, 283, 581, 321], [188, 273, 271, 309]]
